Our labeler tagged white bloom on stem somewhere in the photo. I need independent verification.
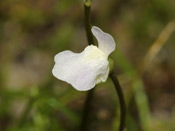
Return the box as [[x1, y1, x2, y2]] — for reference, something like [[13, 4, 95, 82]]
[[52, 26, 116, 91]]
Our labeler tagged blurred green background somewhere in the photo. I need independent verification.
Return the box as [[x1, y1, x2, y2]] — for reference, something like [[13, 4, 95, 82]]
[[0, 0, 175, 130]]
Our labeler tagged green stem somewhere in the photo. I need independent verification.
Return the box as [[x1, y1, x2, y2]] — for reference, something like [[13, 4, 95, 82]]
[[80, 89, 94, 131], [80, 4, 95, 131], [84, 5, 94, 45], [109, 71, 126, 131]]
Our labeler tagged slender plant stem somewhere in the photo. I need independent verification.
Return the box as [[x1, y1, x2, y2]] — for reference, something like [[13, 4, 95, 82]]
[[80, 89, 94, 131], [80, 4, 95, 131], [84, 5, 94, 45], [109, 71, 126, 131]]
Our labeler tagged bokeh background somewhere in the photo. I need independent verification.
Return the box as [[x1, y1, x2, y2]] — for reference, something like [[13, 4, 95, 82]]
[[0, 0, 175, 130]]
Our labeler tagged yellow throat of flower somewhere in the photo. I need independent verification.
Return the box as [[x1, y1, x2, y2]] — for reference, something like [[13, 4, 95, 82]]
[[82, 45, 107, 61]]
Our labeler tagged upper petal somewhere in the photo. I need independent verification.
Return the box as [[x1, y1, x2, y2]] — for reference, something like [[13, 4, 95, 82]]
[[52, 45, 109, 91], [91, 26, 116, 57]]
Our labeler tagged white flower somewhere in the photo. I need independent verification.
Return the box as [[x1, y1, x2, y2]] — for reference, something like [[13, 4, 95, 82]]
[[52, 26, 116, 91]]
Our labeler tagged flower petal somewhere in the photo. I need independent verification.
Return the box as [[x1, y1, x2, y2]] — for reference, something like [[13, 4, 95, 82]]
[[91, 26, 116, 56], [52, 45, 109, 91]]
